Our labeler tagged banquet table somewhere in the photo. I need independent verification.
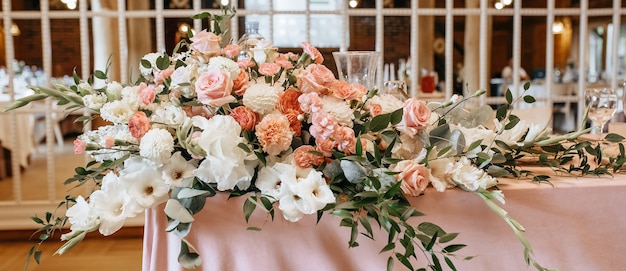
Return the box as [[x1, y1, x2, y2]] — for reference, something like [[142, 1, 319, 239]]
[[142, 169, 626, 271], [0, 91, 35, 170]]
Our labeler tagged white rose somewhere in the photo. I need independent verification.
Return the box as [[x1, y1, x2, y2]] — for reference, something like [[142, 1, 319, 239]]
[[242, 83, 281, 115], [451, 157, 497, 191], [170, 65, 196, 98], [452, 124, 496, 158], [82, 93, 108, 110], [139, 128, 175, 164], [151, 102, 186, 128], [208, 56, 240, 78]]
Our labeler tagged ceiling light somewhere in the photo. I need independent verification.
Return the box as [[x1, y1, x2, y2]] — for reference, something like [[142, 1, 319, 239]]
[[494, 2, 504, 9], [502, 0, 513, 5], [552, 21, 564, 34], [349, 0, 358, 8]]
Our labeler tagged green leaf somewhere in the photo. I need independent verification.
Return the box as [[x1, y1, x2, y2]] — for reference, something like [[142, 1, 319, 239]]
[[605, 133, 625, 143], [177, 188, 210, 199], [164, 199, 195, 223], [523, 95, 536, 103], [94, 70, 107, 80], [243, 197, 257, 223], [381, 242, 396, 253], [156, 54, 171, 70], [386, 256, 394, 271], [34, 250, 42, 264], [369, 113, 391, 132], [178, 240, 202, 269], [443, 244, 466, 253], [439, 232, 459, 243], [390, 108, 403, 125], [505, 88, 513, 104], [445, 256, 458, 271], [31, 216, 44, 224], [496, 104, 509, 121]]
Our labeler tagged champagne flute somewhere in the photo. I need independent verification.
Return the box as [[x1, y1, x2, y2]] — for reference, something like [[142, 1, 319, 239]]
[[585, 87, 618, 139]]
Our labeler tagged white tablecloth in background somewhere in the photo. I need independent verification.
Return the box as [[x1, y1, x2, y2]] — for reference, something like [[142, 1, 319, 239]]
[[142, 170, 626, 271], [0, 93, 35, 168]]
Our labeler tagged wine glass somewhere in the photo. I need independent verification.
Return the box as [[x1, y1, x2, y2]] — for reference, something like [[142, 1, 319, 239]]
[[382, 80, 409, 101], [585, 87, 618, 139]]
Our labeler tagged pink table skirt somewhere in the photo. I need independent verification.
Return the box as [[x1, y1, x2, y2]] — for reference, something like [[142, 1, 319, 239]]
[[143, 174, 626, 271]]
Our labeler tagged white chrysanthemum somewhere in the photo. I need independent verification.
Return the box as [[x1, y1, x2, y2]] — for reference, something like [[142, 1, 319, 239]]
[[106, 81, 123, 100], [208, 56, 240, 78], [162, 151, 196, 187], [100, 100, 136, 124], [60, 195, 100, 241], [151, 102, 186, 128], [139, 128, 175, 164], [119, 157, 170, 213], [89, 172, 130, 236], [242, 83, 281, 115], [121, 85, 142, 109], [140, 52, 161, 76], [193, 115, 255, 191], [82, 93, 108, 110], [367, 94, 404, 114], [321, 96, 354, 127]]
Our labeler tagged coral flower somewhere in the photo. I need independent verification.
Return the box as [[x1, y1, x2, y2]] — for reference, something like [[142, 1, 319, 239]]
[[255, 113, 294, 155]]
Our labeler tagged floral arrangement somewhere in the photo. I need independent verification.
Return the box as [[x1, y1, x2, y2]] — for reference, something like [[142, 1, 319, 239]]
[[6, 9, 626, 271]]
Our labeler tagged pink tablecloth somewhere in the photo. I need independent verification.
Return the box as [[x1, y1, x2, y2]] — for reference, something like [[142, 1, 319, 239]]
[[143, 173, 626, 271]]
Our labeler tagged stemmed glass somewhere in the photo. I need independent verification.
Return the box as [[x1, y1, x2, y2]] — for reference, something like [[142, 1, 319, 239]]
[[585, 87, 618, 139]]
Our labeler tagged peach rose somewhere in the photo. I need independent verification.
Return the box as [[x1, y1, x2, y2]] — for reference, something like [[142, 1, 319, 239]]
[[296, 64, 335, 94], [136, 82, 156, 106], [232, 69, 250, 96], [315, 137, 335, 157], [309, 112, 338, 140], [274, 54, 294, 69], [155, 67, 174, 85], [397, 98, 431, 137], [128, 111, 152, 139], [73, 139, 86, 154], [368, 103, 383, 117], [230, 106, 259, 131], [223, 44, 240, 58], [278, 88, 303, 114], [334, 126, 357, 154], [258, 63, 282, 77], [293, 145, 324, 168], [297, 92, 323, 114], [394, 160, 430, 197], [255, 113, 294, 155], [190, 30, 222, 56], [331, 80, 367, 101], [195, 69, 235, 107], [302, 42, 324, 64]]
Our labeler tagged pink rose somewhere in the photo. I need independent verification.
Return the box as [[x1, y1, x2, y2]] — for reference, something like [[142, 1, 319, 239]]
[[330, 80, 367, 100], [309, 113, 338, 140], [223, 44, 240, 58], [296, 64, 335, 94], [190, 30, 222, 56], [195, 69, 235, 107], [255, 113, 293, 155], [128, 111, 152, 139], [397, 98, 431, 137], [258, 63, 282, 77], [293, 145, 324, 168], [297, 92, 323, 114], [334, 126, 357, 154], [394, 160, 430, 197], [302, 42, 324, 64], [315, 137, 335, 157], [183, 105, 213, 118], [232, 69, 250, 96], [136, 82, 156, 106], [73, 139, 86, 154], [230, 106, 259, 131]]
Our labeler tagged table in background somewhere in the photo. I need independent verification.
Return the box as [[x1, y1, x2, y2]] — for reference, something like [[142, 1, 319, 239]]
[[0, 93, 35, 175], [142, 171, 626, 271]]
